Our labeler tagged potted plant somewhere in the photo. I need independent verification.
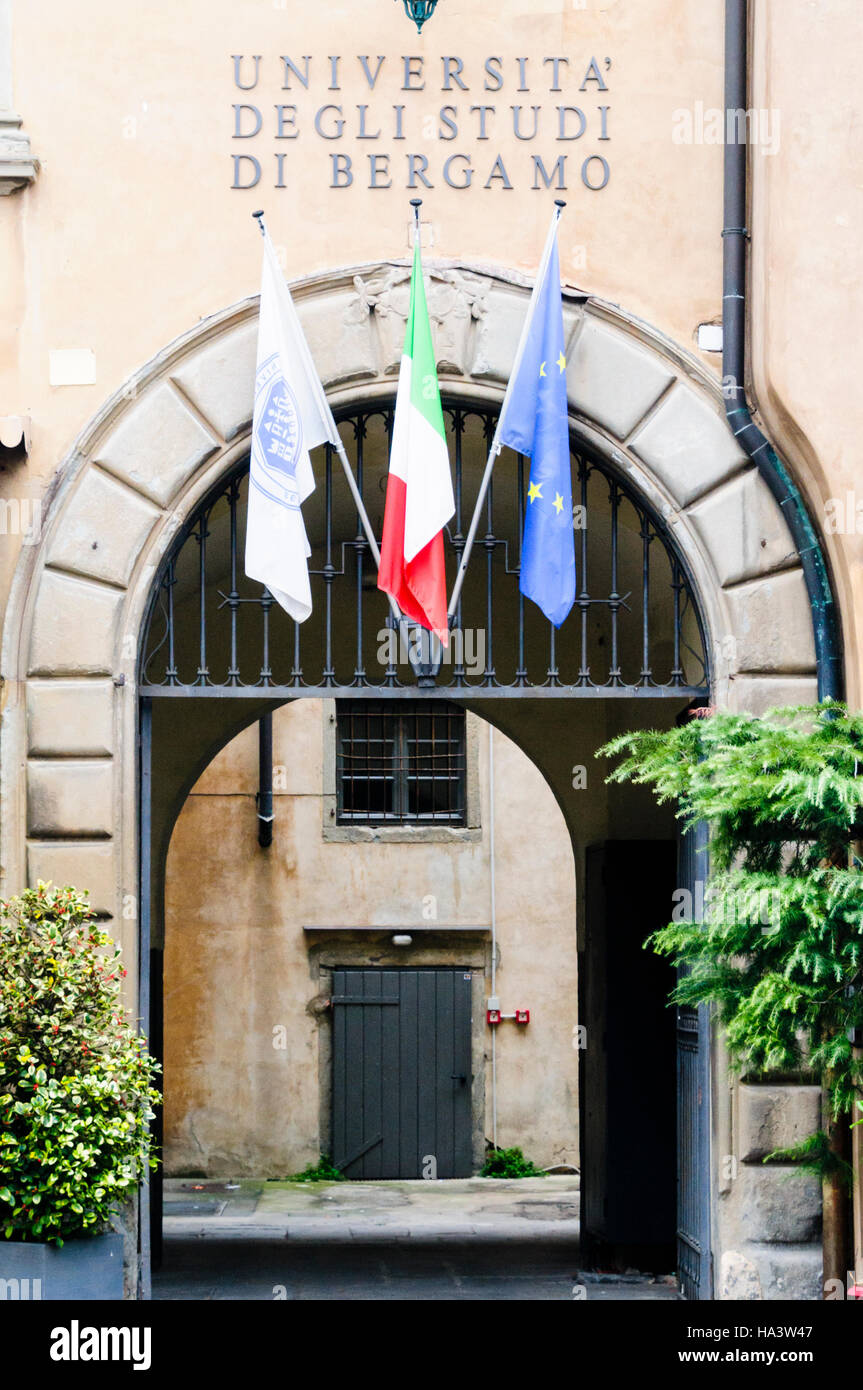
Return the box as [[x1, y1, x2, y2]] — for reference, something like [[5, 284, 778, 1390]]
[[0, 883, 159, 1300]]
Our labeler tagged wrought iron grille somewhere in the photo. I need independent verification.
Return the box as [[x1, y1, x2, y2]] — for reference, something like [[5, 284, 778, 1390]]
[[336, 700, 466, 825], [140, 400, 709, 698]]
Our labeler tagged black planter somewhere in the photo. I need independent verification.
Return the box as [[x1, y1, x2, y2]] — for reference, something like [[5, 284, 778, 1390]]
[[0, 1231, 124, 1300]]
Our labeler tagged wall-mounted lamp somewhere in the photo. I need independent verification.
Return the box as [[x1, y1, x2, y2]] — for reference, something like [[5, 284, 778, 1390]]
[[397, 0, 440, 33]]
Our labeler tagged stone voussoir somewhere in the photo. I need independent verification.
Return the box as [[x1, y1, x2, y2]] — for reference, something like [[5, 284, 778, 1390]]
[[171, 319, 257, 444], [686, 467, 797, 588], [92, 379, 220, 507], [28, 570, 124, 677], [299, 288, 379, 387], [45, 467, 161, 589], [630, 381, 749, 508], [724, 569, 817, 674], [567, 315, 675, 441]]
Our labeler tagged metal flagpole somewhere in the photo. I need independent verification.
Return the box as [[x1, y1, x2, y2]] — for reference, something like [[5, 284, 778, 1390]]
[[252, 210, 402, 626], [446, 199, 566, 620]]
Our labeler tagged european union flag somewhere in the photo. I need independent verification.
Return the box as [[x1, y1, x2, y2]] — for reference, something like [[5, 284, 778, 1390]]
[[498, 237, 575, 627]]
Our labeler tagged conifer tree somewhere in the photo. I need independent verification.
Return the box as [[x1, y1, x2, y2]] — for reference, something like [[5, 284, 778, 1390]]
[[599, 701, 863, 1294]]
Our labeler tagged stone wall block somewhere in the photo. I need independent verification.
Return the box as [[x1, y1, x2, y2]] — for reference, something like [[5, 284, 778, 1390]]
[[719, 1249, 762, 1300], [739, 1084, 822, 1163], [725, 676, 819, 716], [27, 761, 113, 839], [737, 1166, 821, 1244], [753, 1246, 824, 1300], [720, 1245, 824, 1301], [27, 679, 114, 757], [27, 841, 117, 916]]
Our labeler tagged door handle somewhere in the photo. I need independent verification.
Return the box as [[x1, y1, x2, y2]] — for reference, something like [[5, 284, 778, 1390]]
[[451, 1073, 467, 1083]]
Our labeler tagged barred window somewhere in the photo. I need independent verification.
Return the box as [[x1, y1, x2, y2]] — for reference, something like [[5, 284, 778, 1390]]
[[336, 701, 466, 826]]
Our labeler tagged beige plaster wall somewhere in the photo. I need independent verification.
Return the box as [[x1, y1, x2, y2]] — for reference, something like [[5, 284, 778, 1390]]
[[0, 0, 729, 628], [748, 1, 863, 706], [163, 700, 578, 1176]]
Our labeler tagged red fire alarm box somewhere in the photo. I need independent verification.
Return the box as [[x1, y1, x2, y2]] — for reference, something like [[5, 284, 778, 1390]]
[[486, 1008, 501, 1026], [515, 1009, 530, 1025]]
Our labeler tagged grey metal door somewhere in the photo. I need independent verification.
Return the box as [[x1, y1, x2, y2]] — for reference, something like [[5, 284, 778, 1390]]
[[331, 968, 472, 1179], [676, 820, 713, 1300]]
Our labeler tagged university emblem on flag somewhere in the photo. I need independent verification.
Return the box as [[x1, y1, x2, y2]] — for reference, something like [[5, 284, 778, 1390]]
[[252, 352, 303, 509]]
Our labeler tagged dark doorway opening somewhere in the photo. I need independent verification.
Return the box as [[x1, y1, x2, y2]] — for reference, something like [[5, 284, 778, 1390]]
[[580, 841, 678, 1275]]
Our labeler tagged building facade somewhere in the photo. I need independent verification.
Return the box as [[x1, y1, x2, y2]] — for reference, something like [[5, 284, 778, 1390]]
[[1, 0, 862, 1299]]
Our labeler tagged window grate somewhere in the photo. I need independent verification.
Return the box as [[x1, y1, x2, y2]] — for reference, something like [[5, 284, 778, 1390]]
[[336, 700, 466, 825]]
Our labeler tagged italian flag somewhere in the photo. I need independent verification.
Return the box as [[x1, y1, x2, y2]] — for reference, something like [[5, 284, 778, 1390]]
[[377, 241, 454, 645]]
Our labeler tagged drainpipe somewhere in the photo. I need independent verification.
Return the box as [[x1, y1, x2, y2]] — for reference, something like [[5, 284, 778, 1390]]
[[488, 723, 498, 1150], [723, 0, 849, 1297], [256, 713, 274, 848], [723, 0, 842, 702]]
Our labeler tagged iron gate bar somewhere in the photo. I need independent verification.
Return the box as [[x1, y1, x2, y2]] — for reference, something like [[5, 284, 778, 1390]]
[[139, 685, 708, 700], [140, 399, 710, 699]]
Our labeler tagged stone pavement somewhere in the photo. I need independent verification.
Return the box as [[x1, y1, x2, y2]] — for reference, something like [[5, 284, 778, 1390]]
[[153, 1177, 681, 1300]]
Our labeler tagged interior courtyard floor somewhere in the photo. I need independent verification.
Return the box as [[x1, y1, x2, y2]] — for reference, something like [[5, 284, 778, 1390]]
[[152, 1177, 681, 1301]]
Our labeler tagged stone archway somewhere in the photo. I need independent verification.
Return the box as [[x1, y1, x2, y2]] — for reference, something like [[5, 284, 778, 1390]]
[[0, 260, 821, 1299]]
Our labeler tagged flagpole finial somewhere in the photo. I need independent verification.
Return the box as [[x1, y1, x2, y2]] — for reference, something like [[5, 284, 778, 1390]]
[[252, 209, 266, 237], [554, 199, 566, 212], [409, 198, 422, 247]]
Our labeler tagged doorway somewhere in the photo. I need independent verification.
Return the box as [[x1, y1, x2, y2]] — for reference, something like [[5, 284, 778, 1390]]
[[331, 967, 473, 1179]]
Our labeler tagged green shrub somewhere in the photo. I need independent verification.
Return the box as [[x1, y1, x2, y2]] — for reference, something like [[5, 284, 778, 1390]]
[[480, 1146, 547, 1178], [284, 1154, 345, 1183], [0, 884, 160, 1244]]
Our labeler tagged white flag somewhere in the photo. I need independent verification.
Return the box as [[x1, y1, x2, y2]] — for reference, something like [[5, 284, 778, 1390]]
[[244, 232, 337, 621]]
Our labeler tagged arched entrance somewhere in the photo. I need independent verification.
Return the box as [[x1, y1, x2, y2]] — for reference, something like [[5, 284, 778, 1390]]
[[139, 392, 711, 1293], [2, 262, 823, 1299]]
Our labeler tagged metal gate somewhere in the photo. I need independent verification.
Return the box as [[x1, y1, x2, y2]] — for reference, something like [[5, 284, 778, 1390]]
[[676, 820, 713, 1300], [331, 968, 473, 1179], [139, 400, 710, 699]]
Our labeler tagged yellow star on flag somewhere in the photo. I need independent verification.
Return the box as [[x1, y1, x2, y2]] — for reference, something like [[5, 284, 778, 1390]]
[[539, 362, 547, 378], [553, 492, 565, 515], [557, 351, 567, 373], [527, 481, 543, 503]]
